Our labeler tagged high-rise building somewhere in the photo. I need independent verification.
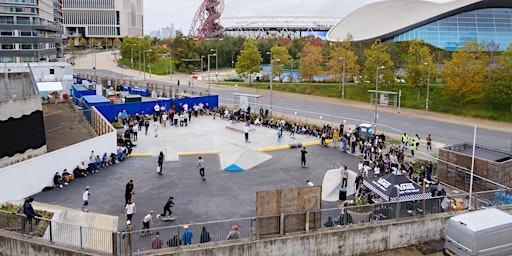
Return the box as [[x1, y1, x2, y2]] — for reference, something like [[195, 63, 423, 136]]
[[0, 0, 63, 62], [62, 0, 143, 46]]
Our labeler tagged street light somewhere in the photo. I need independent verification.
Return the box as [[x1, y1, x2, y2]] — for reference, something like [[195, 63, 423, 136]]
[[339, 57, 346, 102], [267, 52, 273, 117], [169, 44, 172, 81], [290, 58, 294, 82], [201, 55, 205, 81], [138, 44, 141, 76], [143, 49, 151, 81], [128, 44, 134, 69], [231, 51, 235, 68], [374, 65, 385, 134], [211, 49, 218, 86], [425, 62, 431, 112], [208, 53, 216, 96]]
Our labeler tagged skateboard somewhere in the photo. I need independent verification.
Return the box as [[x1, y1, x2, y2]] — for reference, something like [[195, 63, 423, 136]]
[[160, 216, 176, 222], [201, 177, 206, 181]]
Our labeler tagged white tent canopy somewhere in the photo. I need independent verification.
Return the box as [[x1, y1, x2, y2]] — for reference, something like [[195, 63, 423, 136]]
[[37, 81, 63, 92]]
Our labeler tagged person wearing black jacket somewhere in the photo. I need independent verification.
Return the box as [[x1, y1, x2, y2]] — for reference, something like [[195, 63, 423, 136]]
[[157, 196, 174, 219], [157, 151, 164, 175], [23, 198, 42, 235]]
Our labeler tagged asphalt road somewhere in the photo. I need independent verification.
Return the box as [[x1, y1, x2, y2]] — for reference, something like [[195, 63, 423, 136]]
[[77, 68, 512, 152]]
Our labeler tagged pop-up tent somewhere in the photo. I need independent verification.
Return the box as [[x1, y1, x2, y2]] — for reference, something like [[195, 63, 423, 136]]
[[363, 173, 431, 202]]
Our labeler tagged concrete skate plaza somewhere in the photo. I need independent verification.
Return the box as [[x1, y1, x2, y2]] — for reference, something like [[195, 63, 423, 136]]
[[33, 115, 361, 231]]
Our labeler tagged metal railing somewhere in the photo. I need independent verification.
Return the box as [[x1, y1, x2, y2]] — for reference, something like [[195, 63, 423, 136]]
[[0, 210, 114, 254], [3, 193, 510, 255]]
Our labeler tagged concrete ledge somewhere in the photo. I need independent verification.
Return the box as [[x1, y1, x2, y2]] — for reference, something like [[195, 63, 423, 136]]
[[128, 153, 152, 157], [302, 141, 321, 147], [259, 145, 291, 152], [225, 123, 256, 133], [178, 151, 220, 156]]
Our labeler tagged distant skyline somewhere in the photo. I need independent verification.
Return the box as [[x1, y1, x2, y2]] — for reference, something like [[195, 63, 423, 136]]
[[143, 0, 454, 35]]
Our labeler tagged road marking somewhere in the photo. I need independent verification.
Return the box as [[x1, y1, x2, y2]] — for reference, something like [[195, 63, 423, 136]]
[[45, 125, 64, 132]]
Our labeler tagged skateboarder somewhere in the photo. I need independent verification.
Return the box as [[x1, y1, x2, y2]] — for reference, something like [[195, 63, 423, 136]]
[[157, 196, 174, 220], [197, 156, 206, 181], [300, 147, 308, 167]]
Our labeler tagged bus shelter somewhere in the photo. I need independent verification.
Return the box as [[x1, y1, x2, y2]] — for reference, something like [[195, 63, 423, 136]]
[[368, 90, 399, 107], [231, 93, 263, 113]]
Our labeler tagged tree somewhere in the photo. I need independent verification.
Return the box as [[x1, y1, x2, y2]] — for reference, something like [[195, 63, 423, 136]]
[[113, 38, 122, 48], [489, 43, 512, 112], [90, 38, 98, 48], [235, 39, 262, 84], [442, 41, 489, 107], [79, 37, 88, 49], [298, 40, 323, 91], [405, 40, 434, 100], [362, 39, 394, 84], [269, 45, 291, 82], [325, 40, 360, 89]]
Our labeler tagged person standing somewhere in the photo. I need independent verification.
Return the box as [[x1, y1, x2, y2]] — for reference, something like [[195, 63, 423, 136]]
[[226, 225, 240, 240], [141, 211, 154, 236], [182, 225, 193, 245], [341, 166, 349, 188], [124, 199, 136, 224], [426, 134, 432, 151], [197, 156, 206, 181], [82, 186, 91, 212], [333, 129, 339, 148], [244, 123, 250, 143], [157, 196, 174, 219], [151, 232, 163, 249], [402, 133, 409, 150], [144, 118, 150, 135], [200, 226, 211, 243], [23, 197, 41, 235], [157, 151, 164, 175], [125, 180, 134, 205], [153, 121, 160, 137], [300, 147, 308, 167], [342, 136, 347, 153]]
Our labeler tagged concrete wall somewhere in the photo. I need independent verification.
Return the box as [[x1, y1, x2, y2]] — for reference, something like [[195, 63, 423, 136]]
[[0, 131, 116, 204], [0, 229, 108, 256]]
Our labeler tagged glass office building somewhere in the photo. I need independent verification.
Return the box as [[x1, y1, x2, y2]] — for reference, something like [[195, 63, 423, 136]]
[[393, 8, 512, 51]]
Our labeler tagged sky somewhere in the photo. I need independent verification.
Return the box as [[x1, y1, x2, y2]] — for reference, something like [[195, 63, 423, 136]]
[[143, 0, 453, 35], [143, 0, 376, 35]]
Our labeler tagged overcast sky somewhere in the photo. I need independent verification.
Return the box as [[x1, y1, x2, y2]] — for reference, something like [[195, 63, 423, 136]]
[[143, 0, 453, 35]]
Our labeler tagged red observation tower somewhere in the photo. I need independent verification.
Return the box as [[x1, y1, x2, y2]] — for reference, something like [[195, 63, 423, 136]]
[[189, 0, 225, 39]]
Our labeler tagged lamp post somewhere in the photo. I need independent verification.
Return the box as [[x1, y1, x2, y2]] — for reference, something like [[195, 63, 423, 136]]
[[290, 58, 294, 82], [374, 66, 385, 134], [208, 53, 216, 95], [425, 62, 431, 112], [267, 52, 273, 117], [231, 51, 235, 68], [169, 44, 172, 81], [211, 49, 218, 86], [143, 49, 151, 81], [201, 55, 205, 81], [339, 57, 346, 101], [92, 51, 97, 75], [129, 44, 134, 69], [138, 44, 141, 76]]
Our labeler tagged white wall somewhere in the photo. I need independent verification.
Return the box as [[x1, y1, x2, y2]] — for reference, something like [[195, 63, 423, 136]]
[[0, 132, 116, 204]]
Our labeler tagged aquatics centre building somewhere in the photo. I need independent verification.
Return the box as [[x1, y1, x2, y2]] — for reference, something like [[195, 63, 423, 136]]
[[327, 0, 512, 51]]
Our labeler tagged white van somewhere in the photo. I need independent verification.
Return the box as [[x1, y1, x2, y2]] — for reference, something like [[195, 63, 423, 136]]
[[444, 208, 512, 256]]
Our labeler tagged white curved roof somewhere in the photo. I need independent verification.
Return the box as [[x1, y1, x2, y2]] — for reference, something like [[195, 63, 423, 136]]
[[327, 0, 482, 41]]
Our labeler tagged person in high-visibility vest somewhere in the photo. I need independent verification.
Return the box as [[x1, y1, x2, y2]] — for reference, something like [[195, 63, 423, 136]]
[[402, 133, 409, 150], [411, 134, 420, 157]]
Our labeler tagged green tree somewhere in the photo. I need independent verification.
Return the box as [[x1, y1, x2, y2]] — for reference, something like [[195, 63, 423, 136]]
[[90, 38, 98, 48], [325, 40, 360, 90], [298, 40, 323, 91], [79, 37, 88, 49], [235, 39, 262, 84], [405, 40, 434, 100], [362, 39, 394, 84], [489, 43, 512, 112], [442, 41, 489, 107], [269, 45, 291, 81], [113, 38, 122, 48]]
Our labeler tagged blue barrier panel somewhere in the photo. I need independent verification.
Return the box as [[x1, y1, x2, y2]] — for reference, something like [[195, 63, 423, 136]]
[[94, 95, 219, 122]]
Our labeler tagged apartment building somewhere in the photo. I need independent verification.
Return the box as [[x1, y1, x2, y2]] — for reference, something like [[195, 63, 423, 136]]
[[62, 0, 143, 46], [0, 0, 63, 62]]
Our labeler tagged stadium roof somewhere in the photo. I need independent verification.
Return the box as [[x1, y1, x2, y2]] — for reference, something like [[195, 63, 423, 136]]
[[327, 0, 512, 42], [223, 16, 341, 31]]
